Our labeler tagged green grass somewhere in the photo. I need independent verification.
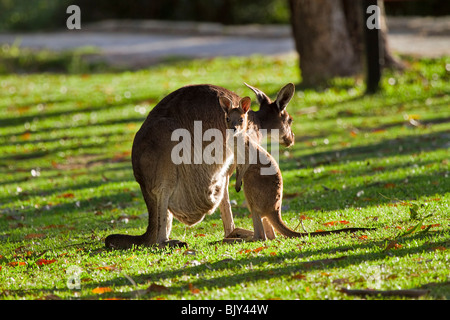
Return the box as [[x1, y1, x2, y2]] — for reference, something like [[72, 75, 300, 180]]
[[0, 54, 449, 300]]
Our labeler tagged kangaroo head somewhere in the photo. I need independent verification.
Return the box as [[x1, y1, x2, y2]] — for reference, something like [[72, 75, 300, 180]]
[[219, 96, 251, 134], [244, 83, 295, 147]]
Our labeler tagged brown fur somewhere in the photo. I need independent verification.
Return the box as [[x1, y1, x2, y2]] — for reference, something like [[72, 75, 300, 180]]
[[105, 83, 296, 249], [222, 97, 374, 241]]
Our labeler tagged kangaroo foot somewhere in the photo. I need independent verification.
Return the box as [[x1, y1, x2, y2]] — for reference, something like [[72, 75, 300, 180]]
[[226, 227, 254, 240], [158, 239, 188, 249]]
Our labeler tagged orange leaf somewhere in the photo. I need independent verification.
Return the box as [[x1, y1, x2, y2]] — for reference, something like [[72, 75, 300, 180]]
[[21, 132, 31, 140], [358, 235, 368, 240], [96, 266, 116, 271], [7, 261, 27, 267], [292, 273, 306, 280], [57, 193, 75, 198], [253, 247, 265, 253], [36, 259, 57, 266], [323, 220, 350, 227], [383, 183, 396, 189], [270, 252, 277, 256], [385, 241, 402, 251], [25, 233, 46, 239], [188, 283, 200, 295], [433, 246, 446, 251], [92, 287, 112, 294], [194, 234, 206, 237]]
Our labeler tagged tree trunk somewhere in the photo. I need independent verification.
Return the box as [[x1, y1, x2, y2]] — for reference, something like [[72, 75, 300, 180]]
[[289, 0, 402, 87], [289, 0, 360, 86]]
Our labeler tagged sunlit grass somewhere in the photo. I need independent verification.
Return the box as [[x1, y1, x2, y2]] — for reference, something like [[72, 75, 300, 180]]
[[0, 54, 449, 300]]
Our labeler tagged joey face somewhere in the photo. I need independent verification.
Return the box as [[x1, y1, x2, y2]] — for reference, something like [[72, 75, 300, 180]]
[[226, 108, 247, 133], [219, 96, 251, 135]]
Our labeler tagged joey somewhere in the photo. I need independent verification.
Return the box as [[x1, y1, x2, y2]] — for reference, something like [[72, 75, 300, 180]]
[[221, 96, 374, 241]]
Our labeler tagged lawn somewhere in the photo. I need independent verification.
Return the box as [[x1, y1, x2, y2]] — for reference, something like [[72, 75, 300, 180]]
[[0, 53, 449, 301]]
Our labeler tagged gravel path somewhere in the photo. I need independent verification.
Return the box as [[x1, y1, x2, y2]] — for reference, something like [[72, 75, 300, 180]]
[[0, 17, 448, 68]]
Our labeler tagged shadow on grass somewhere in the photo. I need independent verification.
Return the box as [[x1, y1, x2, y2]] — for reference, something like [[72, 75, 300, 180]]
[[72, 231, 450, 300]]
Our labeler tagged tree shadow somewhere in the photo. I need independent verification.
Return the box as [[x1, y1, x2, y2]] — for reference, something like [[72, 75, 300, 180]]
[[71, 231, 449, 300]]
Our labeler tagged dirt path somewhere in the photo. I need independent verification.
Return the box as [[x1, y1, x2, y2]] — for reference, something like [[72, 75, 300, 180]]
[[0, 17, 448, 68]]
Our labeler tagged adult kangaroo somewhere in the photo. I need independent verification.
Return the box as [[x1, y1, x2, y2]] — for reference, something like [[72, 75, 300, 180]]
[[105, 83, 296, 249]]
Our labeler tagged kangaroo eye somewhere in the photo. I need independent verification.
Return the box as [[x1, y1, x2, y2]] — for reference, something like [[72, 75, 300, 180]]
[[226, 117, 230, 122], [239, 118, 244, 123]]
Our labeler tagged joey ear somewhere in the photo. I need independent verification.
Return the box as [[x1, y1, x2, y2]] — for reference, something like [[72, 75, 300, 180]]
[[239, 96, 251, 114], [275, 83, 295, 111], [218, 96, 233, 113], [244, 82, 270, 106]]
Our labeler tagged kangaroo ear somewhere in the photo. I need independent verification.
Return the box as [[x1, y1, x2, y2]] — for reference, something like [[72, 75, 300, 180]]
[[244, 82, 270, 106], [239, 96, 251, 114], [275, 83, 295, 111], [218, 96, 233, 113]]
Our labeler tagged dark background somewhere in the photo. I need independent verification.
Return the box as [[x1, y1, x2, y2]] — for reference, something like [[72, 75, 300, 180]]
[[0, 0, 448, 32]]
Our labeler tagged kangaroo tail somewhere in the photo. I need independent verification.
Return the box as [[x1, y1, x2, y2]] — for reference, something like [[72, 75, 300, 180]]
[[267, 213, 374, 238]]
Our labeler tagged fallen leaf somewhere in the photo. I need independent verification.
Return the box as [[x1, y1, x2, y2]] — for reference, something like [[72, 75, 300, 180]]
[[95, 266, 116, 271], [21, 132, 31, 140], [7, 261, 27, 267], [292, 273, 306, 280], [57, 193, 75, 199], [432, 246, 446, 251], [358, 235, 368, 240], [194, 234, 206, 237], [25, 233, 46, 239], [422, 224, 440, 229], [147, 283, 169, 293], [383, 183, 396, 189], [188, 283, 200, 295], [92, 287, 112, 294], [36, 259, 57, 266], [384, 240, 402, 251], [323, 220, 350, 227]]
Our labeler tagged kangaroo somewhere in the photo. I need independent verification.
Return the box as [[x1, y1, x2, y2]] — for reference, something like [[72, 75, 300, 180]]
[[221, 96, 374, 241], [105, 83, 296, 249]]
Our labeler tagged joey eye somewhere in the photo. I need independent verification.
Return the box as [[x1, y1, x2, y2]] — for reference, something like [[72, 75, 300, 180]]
[[239, 118, 244, 123], [226, 117, 230, 122]]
